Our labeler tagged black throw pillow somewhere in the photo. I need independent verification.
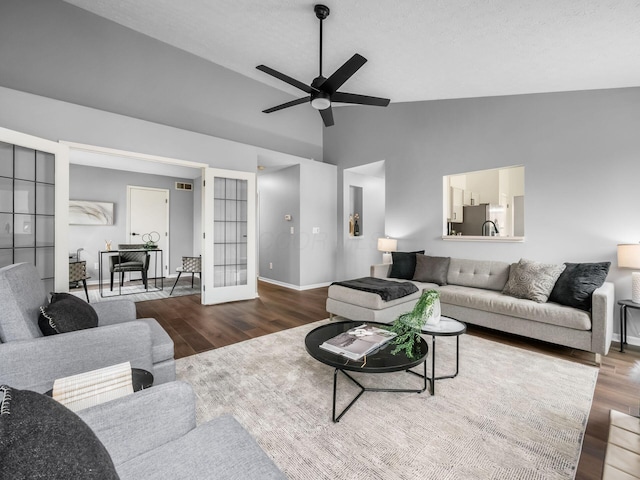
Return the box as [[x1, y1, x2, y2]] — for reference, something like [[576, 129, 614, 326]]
[[413, 255, 451, 285], [38, 293, 99, 336], [0, 385, 120, 479], [548, 262, 611, 311], [389, 250, 425, 280]]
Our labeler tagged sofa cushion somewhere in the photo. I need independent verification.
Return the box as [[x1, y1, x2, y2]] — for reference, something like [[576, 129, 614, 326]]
[[0, 385, 119, 480], [439, 285, 592, 331], [116, 414, 286, 480], [38, 293, 99, 336], [328, 281, 425, 310], [389, 251, 424, 280], [502, 258, 566, 303], [548, 262, 611, 311], [446, 258, 511, 291], [413, 255, 450, 285]]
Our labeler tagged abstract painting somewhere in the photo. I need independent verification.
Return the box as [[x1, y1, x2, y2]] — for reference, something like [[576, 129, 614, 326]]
[[69, 200, 114, 225]]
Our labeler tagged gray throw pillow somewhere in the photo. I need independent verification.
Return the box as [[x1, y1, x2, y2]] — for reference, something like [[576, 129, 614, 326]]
[[413, 255, 450, 285], [0, 385, 120, 479], [38, 293, 99, 336], [502, 258, 566, 303]]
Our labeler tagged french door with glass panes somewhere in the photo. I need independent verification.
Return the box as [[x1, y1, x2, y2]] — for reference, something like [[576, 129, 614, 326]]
[[202, 168, 256, 304], [0, 128, 69, 292]]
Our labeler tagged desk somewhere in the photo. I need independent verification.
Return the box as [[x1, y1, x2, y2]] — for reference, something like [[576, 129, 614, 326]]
[[618, 299, 640, 352], [98, 249, 163, 298]]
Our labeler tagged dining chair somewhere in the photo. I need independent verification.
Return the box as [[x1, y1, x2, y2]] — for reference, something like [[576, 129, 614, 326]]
[[170, 256, 201, 295]]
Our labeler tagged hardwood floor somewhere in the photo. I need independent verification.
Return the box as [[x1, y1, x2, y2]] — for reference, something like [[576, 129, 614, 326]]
[[135, 281, 640, 480]]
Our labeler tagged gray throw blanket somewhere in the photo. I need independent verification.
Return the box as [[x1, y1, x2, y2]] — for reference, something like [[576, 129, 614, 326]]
[[332, 277, 418, 302]]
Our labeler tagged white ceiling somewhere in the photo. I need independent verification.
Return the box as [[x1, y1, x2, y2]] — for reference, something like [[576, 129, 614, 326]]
[[62, 0, 640, 104]]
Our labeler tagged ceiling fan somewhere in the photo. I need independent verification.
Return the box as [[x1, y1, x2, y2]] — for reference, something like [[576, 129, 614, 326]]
[[256, 4, 390, 127]]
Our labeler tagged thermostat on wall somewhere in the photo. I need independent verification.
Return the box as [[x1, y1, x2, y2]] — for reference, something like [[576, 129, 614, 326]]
[[284, 214, 292, 221]]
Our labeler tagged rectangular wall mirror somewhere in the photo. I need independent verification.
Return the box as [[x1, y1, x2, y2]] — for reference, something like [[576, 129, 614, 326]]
[[443, 165, 524, 241]]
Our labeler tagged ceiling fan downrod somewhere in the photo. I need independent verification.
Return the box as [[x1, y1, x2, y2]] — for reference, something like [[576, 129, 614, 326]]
[[315, 4, 330, 78]]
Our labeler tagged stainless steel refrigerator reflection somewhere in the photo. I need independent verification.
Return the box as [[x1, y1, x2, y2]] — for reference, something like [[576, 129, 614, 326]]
[[458, 204, 506, 236]]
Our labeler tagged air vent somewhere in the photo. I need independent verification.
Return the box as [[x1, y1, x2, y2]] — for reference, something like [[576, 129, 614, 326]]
[[175, 182, 193, 191]]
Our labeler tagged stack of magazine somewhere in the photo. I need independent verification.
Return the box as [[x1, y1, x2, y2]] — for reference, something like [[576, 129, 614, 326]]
[[320, 324, 397, 360]]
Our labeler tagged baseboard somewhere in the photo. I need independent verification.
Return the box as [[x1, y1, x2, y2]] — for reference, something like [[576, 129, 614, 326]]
[[258, 277, 331, 291], [613, 333, 640, 349]]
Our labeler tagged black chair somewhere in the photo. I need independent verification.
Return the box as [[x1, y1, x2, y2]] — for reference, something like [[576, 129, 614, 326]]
[[109, 244, 150, 291], [170, 256, 201, 295]]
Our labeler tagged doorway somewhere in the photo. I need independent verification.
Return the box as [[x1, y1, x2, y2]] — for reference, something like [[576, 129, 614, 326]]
[[127, 185, 170, 278]]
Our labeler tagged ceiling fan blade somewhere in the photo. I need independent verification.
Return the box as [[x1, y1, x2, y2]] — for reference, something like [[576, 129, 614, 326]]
[[331, 92, 390, 107], [256, 65, 317, 94], [263, 96, 310, 114], [319, 106, 334, 127], [321, 54, 367, 94]]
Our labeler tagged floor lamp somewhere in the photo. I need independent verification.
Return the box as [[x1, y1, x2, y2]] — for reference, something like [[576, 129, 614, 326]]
[[617, 243, 640, 303]]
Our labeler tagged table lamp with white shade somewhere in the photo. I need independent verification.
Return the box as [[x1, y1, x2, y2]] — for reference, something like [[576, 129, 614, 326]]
[[617, 243, 640, 303], [377, 237, 397, 264]]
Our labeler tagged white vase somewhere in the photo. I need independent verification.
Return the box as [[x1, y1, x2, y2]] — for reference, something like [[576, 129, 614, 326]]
[[424, 298, 441, 326]]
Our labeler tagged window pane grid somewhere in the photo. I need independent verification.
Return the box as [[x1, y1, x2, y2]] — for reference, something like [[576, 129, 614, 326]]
[[0, 144, 55, 281], [212, 177, 248, 288]]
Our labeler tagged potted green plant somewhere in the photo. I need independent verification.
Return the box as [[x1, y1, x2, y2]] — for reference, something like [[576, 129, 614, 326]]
[[387, 289, 440, 359]]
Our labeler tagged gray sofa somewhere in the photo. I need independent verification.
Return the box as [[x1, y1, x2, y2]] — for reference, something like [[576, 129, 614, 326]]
[[0, 263, 175, 392], [326, 258, 614, 363]]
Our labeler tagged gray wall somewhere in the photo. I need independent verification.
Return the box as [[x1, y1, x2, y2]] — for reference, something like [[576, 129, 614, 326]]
[[0, 0, 322, 160], [70, 165, 194, 280], [340, 170, 385, 280], [324, 87, 640, 341], [258, 166, 301, 285], [299, 159, 338, 287]]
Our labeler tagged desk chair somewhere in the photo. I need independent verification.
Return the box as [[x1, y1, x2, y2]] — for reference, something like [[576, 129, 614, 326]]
[[170, 256, 201, 295], [110, 244, 150, 291]]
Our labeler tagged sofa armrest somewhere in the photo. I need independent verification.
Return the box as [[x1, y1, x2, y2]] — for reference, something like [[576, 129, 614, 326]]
[[591, 281, 614, 355], [93, 299, 137, 325], [0, 321, 154, 393], [371, 263, 392, 279], [77, 381, 197, 466]]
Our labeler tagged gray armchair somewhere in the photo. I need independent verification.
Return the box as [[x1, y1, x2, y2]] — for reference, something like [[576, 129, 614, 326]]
[[0, 263, 175, 392], [78, 381, 286, 479]]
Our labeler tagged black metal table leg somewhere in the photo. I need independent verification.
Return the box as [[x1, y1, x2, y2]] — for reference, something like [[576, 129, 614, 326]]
[[332, 364, 427, 423], [620, 304, 626, 353]]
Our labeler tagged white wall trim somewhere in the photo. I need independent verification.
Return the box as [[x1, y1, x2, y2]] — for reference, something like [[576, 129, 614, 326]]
[[613, 333, 640, 350], [258, 276, 331, 291]]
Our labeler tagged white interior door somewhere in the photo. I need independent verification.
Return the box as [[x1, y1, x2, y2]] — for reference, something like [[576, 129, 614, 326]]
[[127, 186, 169, 277], [202, 167, 256, 304]]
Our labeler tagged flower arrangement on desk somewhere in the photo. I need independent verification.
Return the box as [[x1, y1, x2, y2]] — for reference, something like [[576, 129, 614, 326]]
[[142, 232, 160, 250]]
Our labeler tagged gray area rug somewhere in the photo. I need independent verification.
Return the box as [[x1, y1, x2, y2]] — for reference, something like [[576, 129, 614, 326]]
[[177, 320, 597, 480], [69, 278, 200, 303]]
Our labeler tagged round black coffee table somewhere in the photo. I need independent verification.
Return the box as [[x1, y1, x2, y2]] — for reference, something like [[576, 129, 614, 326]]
[[305, 321, 428, 422]]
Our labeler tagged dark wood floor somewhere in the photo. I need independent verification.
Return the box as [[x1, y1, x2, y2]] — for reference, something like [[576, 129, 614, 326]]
[[135, 281, 640, 480]]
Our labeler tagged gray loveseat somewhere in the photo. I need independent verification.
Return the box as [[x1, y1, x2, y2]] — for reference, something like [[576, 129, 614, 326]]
[[326, 257, 614, 363], [0, 262, 175, 392]]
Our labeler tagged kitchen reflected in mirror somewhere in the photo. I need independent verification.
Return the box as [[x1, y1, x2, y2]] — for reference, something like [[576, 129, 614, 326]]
[[443, 165, 524, 241]]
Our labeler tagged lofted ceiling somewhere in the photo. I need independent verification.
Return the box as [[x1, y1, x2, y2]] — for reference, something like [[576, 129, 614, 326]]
[[61, 0, 640, 106]]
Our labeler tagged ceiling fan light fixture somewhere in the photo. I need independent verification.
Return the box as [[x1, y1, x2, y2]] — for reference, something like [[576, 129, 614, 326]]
[[311, 93, 331, 110]]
